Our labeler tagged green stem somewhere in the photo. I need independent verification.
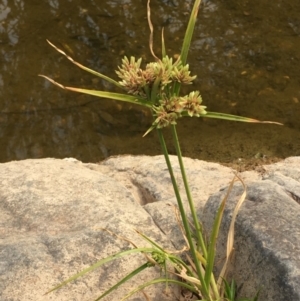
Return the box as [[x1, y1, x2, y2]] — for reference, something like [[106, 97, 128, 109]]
[[171, 125, 220, 300], [156, 128, 209, 298], [170, 125, 207, 257], [150, 71, 162, 104]]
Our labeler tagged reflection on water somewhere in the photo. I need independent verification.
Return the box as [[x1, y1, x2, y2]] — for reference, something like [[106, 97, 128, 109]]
[[0, 0, 299, 163]]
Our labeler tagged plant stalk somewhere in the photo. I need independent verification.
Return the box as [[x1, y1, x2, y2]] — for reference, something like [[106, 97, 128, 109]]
[[170, 125, 207, 257], [171, 124, 221, 299], [156, 128, 209, 298]]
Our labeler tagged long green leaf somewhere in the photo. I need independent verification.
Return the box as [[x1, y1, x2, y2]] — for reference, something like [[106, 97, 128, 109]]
[[94, 263, 150, 301], [204, 178, 235, 291], [202, 111, 283, 124], [223, 279, 236, 301], [46, 40, 123, 89], [120, 277, 199, 301], [135, 230, 167, 252], [174, 0, 202, 96], [180, 0, 202, 65], [217, 175, 247, 291], [65, 87, 152, 108], [44, 247, 154, 295], [39, 75, 152, 108]]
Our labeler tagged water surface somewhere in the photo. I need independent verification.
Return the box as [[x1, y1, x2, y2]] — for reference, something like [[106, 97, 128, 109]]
[[0, 0, 299, 163]]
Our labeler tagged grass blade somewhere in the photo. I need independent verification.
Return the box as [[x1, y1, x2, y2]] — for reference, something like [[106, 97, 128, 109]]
[[46, 40, 123, 88], [39, 75, 152, 108], [204, 177, 236, 296], [174, 0, 202, 96], [180, 0, 202, 65], [147, 0, 159, 61], [45, 247, 154, 295], [120, 277, 199, 301], [202, 111, 283, 125], [161, 28, 166, 58], [134, 229, 167, 252], [218, 175, 247, 290], [94, 263, 150, 301], [223, 279, 236, 301]]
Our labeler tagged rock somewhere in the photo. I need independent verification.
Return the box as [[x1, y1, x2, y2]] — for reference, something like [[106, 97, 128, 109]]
[[0, 155, 299, 301], [0, 155, 235, 301], [202, 156, 300, 301]]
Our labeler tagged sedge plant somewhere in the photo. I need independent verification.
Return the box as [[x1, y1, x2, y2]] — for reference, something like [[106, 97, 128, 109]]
[[40, 0, 281, 300]]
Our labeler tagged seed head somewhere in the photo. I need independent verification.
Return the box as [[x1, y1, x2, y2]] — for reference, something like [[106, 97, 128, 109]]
[[116, 56, 146, 96], [172, 63, 197, 85], [153, 105, 179, 128], [181, 91, 207, 117]]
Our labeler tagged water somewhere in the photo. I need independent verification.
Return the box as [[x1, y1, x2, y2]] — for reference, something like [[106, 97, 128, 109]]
[[0, 0, 299, 163]]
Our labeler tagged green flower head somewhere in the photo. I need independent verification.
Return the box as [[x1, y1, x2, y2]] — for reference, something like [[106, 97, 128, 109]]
[[181, 91, 207, 117], [172, 63, 197, 85]]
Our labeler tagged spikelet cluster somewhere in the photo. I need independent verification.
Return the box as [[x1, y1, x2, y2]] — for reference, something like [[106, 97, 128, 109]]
[[116, 56, 206, 131]]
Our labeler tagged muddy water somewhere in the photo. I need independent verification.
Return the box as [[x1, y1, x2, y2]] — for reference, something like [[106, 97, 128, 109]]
[[0, 0, 299, 163]]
